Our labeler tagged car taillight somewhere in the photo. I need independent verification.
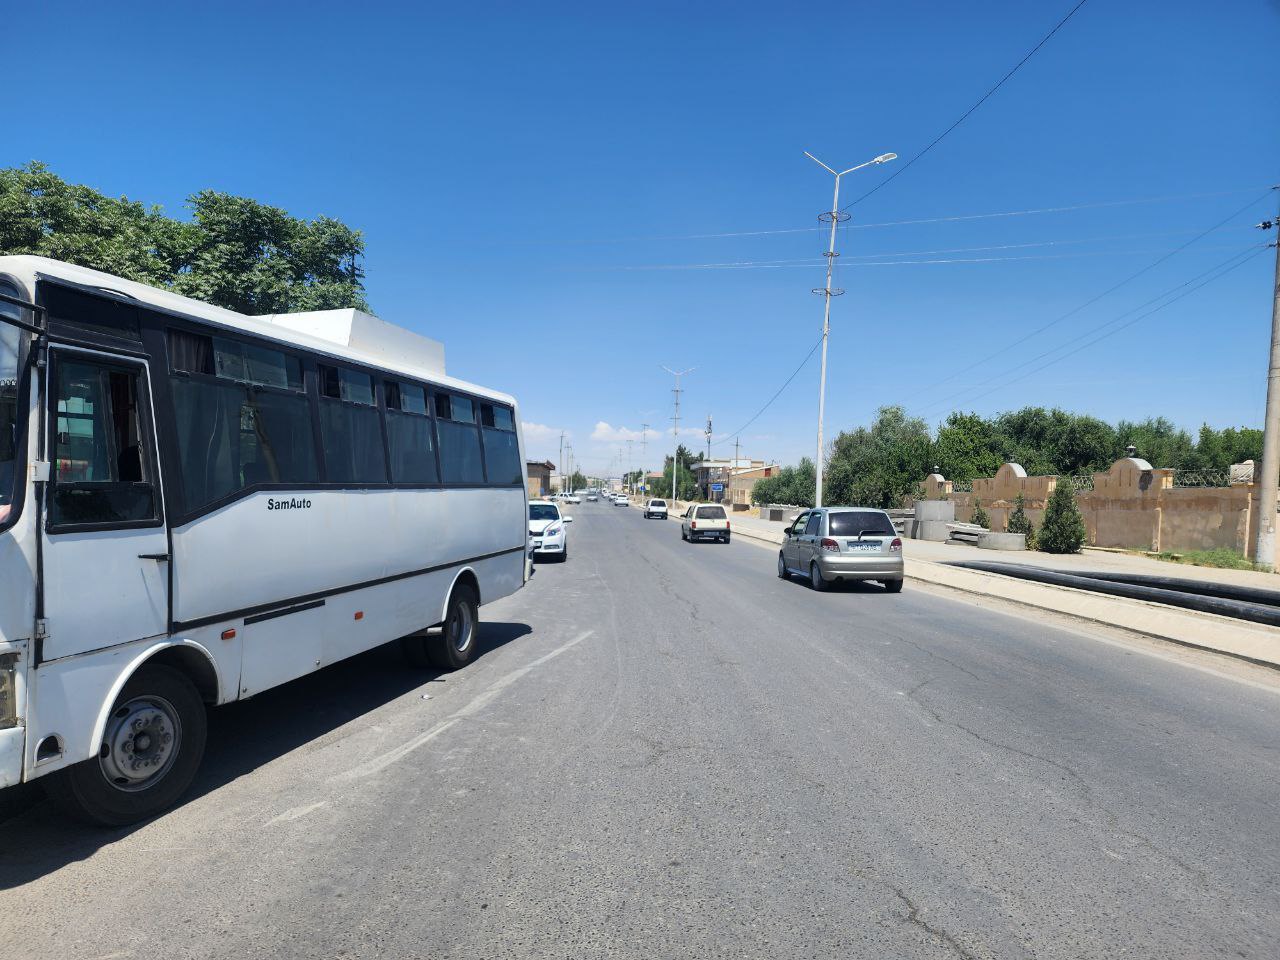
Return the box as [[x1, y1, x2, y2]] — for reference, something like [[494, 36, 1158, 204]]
[[691, 521, 697, 529], [725, 521, 730, 529], [820, 537, 840, 552], [890, 537, 902, 552]]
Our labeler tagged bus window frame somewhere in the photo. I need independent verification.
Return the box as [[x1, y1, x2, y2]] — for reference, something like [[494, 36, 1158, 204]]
[[0, 283, 35, 537], [44, 348, 166, 536]]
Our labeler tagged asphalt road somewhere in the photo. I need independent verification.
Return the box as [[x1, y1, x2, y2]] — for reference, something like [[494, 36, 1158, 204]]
[[3, 501, 1279, 959]]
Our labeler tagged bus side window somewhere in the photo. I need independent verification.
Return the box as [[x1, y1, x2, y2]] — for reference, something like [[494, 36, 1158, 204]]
[[50, 357, 158, 528], [479, 402, 521, 486], [435, 392, 484, 485]]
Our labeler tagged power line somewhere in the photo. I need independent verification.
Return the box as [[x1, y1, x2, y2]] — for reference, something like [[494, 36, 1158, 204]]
[[909, 190, 1275, 397], [601, 244, 1249, 272], [843, 0, 1091, 211], [912, 243, 1270, 418], [711, 333, 825, 449], [525, 187, 1269, 246]]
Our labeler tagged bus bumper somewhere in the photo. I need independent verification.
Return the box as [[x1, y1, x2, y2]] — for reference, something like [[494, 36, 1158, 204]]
[[0, 726, 23, 789]]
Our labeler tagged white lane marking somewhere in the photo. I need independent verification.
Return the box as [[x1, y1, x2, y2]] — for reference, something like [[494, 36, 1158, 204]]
[[334, 630, 594, 782], [266, 800, 329, 825]]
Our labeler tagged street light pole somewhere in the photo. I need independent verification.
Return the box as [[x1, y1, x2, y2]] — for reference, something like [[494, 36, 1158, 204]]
[[1253, 194, 1280, 566], [804, 150, 896, 507], [662, 365, 694, 502]]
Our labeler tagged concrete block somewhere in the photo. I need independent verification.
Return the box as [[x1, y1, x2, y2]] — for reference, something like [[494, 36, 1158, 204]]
[[977, 532, 1027, 551], [914, 500, 956, 523], [914, 520, 953, 542]]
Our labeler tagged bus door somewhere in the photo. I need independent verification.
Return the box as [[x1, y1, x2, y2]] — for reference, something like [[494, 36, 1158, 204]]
[[40, 349, 169, 662]]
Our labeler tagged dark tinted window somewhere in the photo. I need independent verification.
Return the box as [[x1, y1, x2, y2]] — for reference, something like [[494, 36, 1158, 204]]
[[43, 284, 140, 342], [828, 511, 896, 537], [696, 505, 726, 519], [168, 329, 319, 513], [479, 401, 520, 486], [319, 365, 374, 405], [437, 418, 484, 484], [50, 358, 157, 526], [804, 513, 821, 536], [385, 380, 438, 484], [435, 393, 475, 423]]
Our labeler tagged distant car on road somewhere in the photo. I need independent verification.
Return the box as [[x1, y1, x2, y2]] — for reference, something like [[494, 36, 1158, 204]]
[[644, 498, 668, 519], [585, 493, 599, 502], [529, 499, 573, 561], [613, 495, 628, 506], [778, 507, 903, 592], [565, 493, 581, 504], [681, 503, 730, 543]]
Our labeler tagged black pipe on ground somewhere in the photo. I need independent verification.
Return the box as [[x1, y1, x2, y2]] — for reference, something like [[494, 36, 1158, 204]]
[[945, 560, 1280, 628]]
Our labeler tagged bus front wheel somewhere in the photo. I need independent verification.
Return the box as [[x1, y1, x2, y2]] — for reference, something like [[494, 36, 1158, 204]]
[[45, 664, 207, 827]]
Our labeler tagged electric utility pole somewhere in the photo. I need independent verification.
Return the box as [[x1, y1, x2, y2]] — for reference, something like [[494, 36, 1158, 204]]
[[626, 439, 634, 493], [1254, 192, 1280, 566], [558, 431, 565, 494], [804, 150, 896, 507], [662, 366, 694, 500], [640, 423, 649, 493]]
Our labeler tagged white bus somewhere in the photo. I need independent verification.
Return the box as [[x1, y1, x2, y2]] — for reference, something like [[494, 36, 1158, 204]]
[[0, 256, 529, 825]]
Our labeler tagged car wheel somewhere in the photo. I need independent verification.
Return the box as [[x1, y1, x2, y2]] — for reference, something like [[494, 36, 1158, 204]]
[[809, 562, 828, 592], [885, 578, 904, 593], [44, 664, 207, 827], [722, 534, 730, 544], [559, 545, 569, 562], [777, 553, 788, 579]]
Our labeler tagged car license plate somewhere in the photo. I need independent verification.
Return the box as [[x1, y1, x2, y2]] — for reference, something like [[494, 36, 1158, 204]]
[[846, 541, 879, 552]]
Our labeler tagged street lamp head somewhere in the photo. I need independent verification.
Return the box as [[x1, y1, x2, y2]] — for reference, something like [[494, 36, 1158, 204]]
[[874, 153, 898, 163]]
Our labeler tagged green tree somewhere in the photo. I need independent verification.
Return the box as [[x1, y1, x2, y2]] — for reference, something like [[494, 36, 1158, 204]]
[[934, 411, 1004, 481], [824, 405, 931, 508], [1039, 482, 1086, 553], [1006, 492, 1036, 548], [1114, 417, 1196, 469], [569, 470, 588, 491], [0, 162, 367, 313], [971, 500, 989, 529], [752, 458, 815, 507]]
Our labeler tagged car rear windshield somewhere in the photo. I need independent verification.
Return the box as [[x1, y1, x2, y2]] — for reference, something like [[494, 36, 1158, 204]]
[[529, 504, 559, 521], [696, 506, 726, 519], [828, 510, 895, 537], [649, 500, 666, 507]]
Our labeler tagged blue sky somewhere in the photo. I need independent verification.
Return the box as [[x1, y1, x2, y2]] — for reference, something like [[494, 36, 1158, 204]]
[[9, 1, 1280, 474]]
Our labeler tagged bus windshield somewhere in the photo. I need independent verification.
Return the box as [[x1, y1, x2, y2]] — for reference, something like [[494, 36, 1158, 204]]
[[0, 300, 23, 526]]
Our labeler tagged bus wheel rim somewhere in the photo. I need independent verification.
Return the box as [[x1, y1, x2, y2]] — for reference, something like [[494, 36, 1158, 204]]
[[99, 695, 182, 792], [450, 600, 474, 655]]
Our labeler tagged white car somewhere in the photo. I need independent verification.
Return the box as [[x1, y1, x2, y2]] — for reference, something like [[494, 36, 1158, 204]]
[[529, 500, 572, 561], [613, 495, 628, 506], [643, 498, 668, 519], [585, 493, 599, 502], [566, 493, 581, 504], [681, 503, 730, 543]]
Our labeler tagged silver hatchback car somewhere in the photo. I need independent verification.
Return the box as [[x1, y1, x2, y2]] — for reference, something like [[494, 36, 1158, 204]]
[[778, 507, 903, 592]]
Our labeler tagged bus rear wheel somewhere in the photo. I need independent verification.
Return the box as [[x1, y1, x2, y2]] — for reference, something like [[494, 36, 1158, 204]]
[[45, 664, 207, 827], [404, 583, 480, 671]]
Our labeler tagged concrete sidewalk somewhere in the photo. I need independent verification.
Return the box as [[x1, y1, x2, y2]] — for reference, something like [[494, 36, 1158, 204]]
[[649, 504, 1280, 669]]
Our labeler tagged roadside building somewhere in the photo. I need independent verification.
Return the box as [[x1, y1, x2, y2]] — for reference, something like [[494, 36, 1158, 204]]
[[727, 463, 778, 508], [526, 460, 555, 498], [691, 458, 766, 502]]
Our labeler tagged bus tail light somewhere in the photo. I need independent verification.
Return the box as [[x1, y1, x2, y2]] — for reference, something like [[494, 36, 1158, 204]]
[[0, 653, 18, 730], [820, 538, 840, 552]]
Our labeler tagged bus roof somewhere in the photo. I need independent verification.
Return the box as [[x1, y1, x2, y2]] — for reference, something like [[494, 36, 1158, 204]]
[[0, 255, 517, 407]]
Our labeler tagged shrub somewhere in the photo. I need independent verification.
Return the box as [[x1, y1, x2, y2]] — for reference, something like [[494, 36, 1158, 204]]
[[1038, 482, 1086, 553], [971, 500, 989, 529], [1006, 493, 1036, 548]]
